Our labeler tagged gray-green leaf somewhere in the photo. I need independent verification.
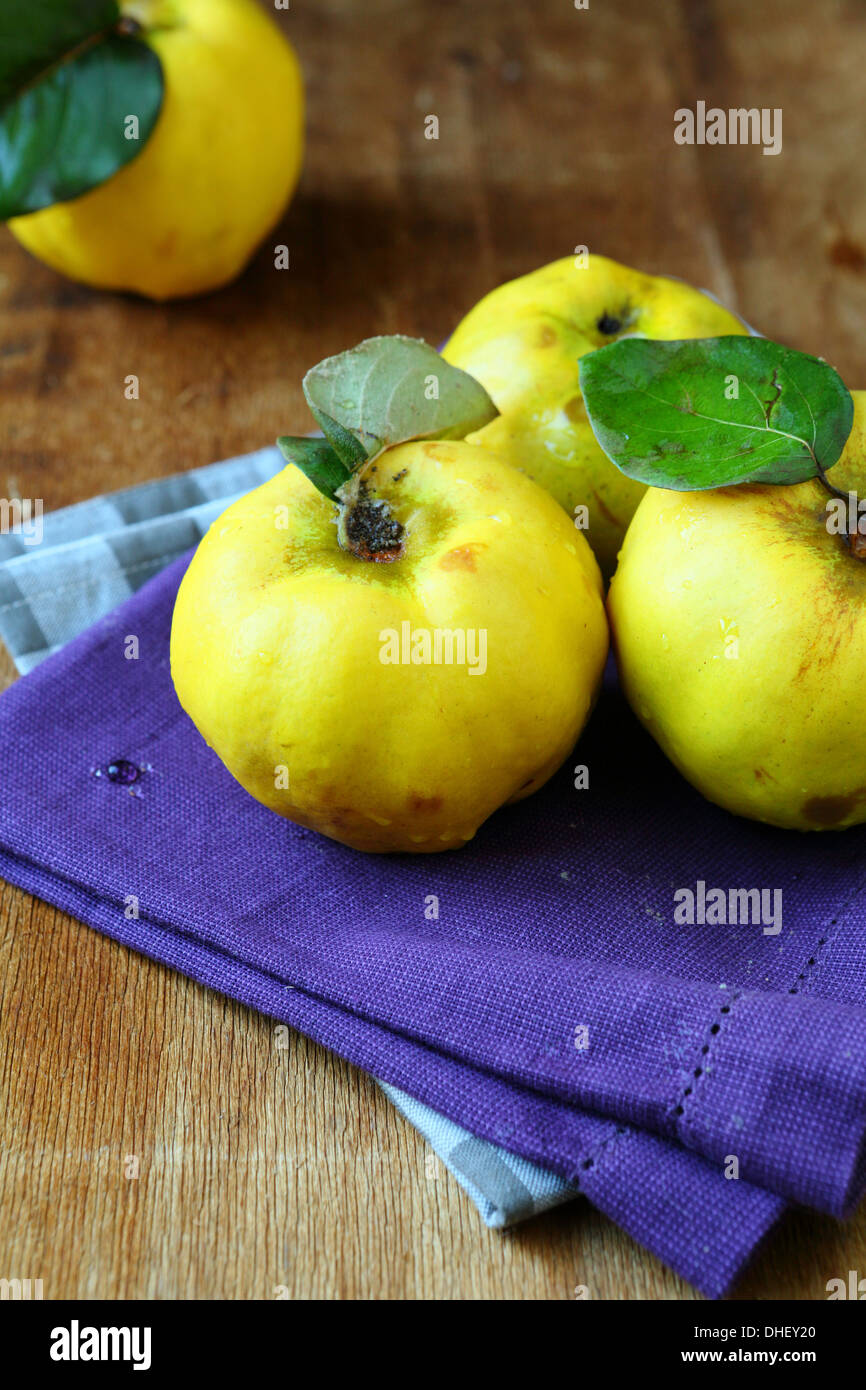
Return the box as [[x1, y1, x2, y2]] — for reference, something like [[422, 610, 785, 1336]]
[[302, 335, 499, 466], [0, 3, 164, 220], [579, 336, 854, 490]]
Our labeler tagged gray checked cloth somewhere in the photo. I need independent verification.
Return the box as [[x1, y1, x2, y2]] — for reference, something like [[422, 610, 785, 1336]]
[[0, 445, 580, 1227]]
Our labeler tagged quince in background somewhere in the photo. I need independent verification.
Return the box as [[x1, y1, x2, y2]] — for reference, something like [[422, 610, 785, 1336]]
[[7, 0, 303, 300], [443, 255, 747, 577], [608, 393, 866, 831], [171, 441, 608, 853]]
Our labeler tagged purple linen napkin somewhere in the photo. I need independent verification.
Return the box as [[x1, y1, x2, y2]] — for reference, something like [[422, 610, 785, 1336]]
[[2, 552, 865, 1296]]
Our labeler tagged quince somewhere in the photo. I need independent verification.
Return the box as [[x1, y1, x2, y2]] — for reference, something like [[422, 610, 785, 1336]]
[[443, 255, 747, 577], [608, 393, 866, 830], [171, 440, 608, 852], [8, 0, 304, 300]]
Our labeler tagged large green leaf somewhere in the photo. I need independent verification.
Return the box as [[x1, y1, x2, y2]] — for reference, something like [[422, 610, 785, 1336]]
[[579, 336, 854, 490], [302, 335, 499, 467], [0, 0, 120, 105], [0, 4, 164, 219]]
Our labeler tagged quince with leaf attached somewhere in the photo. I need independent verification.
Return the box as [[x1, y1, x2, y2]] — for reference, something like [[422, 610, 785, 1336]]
[[443, 255, 747, 576], [171, 338, 608, 852]]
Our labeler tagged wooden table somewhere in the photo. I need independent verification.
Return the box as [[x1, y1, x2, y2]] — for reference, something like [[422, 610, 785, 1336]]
[[2, 0, 865, 1300]]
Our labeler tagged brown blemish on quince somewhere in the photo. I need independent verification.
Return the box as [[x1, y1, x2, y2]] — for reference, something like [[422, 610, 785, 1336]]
[[537, 325, 558, 347], [409, 794, 443, 814], [802, 791, 866, 826], [590, 490, 619, 527], [791, 603, 858, 685], [439, 543, 485, 571]]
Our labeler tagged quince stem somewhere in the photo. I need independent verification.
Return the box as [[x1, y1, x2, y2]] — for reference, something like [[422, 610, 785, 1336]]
[[812, 459, 866, 562], [335, 471, 404, 563], [814, 458, 848, 504]]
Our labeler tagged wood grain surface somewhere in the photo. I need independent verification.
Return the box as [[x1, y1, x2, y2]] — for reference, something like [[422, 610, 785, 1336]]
[[1, 0, 865, 1300]]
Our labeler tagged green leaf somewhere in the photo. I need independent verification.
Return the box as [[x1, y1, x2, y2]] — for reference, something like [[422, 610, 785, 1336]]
[[307, 410, 370, 472], [0, 1, 120, 105], [579, 336, 854, 490], [302, 335, 499, 465], [276, 436, 353, 503], [0, 6, 164, 220]]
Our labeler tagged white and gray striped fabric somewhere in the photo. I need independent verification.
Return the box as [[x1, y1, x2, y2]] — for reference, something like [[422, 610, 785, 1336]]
[[0, 446, 580, 1228]]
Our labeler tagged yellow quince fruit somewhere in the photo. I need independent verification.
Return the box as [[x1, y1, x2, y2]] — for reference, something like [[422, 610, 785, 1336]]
[[171, 440, 608, 853], [443, 255, 747, 577], [7, 0, 304, 300], [608, 392, 866, 831]]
